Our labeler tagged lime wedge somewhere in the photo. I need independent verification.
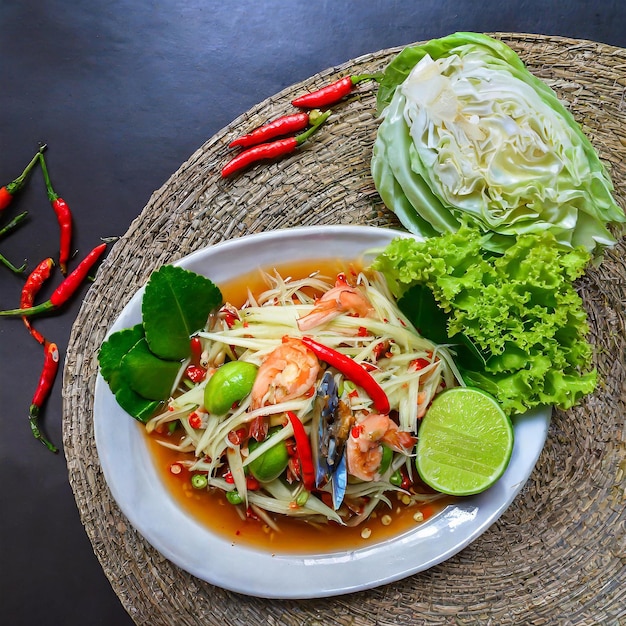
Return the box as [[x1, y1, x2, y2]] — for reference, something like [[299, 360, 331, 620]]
[[415, 387, 514, 496]]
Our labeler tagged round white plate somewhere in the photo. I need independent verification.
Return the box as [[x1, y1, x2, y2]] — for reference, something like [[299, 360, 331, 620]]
[[93, 225, 551, 599]]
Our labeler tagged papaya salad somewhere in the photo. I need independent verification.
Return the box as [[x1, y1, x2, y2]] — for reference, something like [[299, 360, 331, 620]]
[[141, 267, 463, 529]]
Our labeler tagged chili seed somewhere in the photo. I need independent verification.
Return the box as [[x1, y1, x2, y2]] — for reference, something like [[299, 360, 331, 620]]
[[381, 514, 392, 526], [169, 462, 183, 475], [413, 511, 425, 522], [360, 527, 372, 539]]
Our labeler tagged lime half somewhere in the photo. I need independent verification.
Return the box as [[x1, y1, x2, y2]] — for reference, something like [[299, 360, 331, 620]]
[[416, 387, 514, 496]]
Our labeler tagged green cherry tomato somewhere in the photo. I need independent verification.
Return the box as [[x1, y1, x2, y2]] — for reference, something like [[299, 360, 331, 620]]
[[204, 361, 258, 415], [247, 428, 289, 483]]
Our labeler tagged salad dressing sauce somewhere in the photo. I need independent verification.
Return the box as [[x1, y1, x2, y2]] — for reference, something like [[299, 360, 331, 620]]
[[143, 258, 449, 553]]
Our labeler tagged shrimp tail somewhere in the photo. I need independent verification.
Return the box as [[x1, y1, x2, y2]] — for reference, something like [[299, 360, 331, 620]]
[[297, 299, 344, 331], [382, 428, 417, 453], [297, 272, 374, 331]]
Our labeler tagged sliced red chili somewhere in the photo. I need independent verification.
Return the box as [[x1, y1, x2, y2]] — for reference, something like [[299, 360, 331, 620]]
[[351, 424, 363, 439], [300, 336, 390, 414], [286, 411, 315, 491], [410, 357, 431, 371], [246, 475, 260, 491], [185, 364, 206, 384], [188, 412, 203, 429], [221, 110, 330, 177], [291, 74, 379, 108]]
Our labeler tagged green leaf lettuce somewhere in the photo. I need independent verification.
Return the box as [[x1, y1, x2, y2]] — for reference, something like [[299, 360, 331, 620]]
[[372, 226, 597, 415]]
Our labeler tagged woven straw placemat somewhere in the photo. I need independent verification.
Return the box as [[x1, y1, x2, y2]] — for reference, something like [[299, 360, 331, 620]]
[[63, 33, 626, 625]]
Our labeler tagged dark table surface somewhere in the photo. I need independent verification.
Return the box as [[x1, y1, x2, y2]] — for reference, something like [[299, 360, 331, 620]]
[[2, 2, 625, 624]]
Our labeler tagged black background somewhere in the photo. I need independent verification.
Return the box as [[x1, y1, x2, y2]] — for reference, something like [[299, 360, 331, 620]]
[[1, 2, 625, 624]]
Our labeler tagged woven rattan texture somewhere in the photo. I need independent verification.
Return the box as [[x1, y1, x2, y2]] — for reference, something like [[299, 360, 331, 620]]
[[63, 34, 626, 625]]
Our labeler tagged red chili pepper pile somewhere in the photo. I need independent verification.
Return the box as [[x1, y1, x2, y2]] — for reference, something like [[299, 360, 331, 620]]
[[221, 73, 379, 177], [0, 146, 108, 452]]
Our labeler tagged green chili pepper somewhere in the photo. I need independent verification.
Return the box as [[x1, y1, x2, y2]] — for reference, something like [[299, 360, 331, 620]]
[[390, 470, 403, 486], [191, 474, 208, 489], [226, 490, 243, 505]]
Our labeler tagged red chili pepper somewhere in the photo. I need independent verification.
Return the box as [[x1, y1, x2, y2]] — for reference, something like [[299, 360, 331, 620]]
[[39, 152, 72, 274], [0, 145, 46, 211], [286, 411, 315, 491], [229, 110, 324, 149], [291, 74, 379, 109], [28, 341, 59, 452], [300, 336, 390, 414], [221, 110, 331, 177], [0, 242, 107, 317], [20, 257, 55, 344], [410, 358, 431, 371]]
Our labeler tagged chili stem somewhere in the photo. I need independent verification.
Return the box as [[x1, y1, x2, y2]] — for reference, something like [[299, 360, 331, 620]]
[[38, 151, 58, 202], [29, 405, 58, 453], [0, 211, 28, 239], [0, 251, 26, 274], [295, 110, 331, 144], [2, 144, 47, 197]]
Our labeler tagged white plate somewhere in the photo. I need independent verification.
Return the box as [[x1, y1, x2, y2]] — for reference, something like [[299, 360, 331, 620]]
[[94, 225, 551, 599]]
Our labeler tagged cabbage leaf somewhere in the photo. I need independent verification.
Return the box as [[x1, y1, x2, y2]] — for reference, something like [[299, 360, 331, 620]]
[[372, 32, 625, 257], [372, 226, 597, 415]]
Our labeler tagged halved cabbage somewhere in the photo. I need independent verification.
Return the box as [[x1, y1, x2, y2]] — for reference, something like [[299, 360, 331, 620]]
[[372, 32, 625, 256]]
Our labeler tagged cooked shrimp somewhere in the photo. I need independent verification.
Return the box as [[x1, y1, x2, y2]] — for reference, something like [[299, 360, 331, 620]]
[[250, 336, 320, 409], [297, 272, 374, 331], [346, 413, 416, 482]]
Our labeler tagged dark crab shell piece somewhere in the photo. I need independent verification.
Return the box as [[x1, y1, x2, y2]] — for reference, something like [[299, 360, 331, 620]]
[[317, 371, 340, 459]]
